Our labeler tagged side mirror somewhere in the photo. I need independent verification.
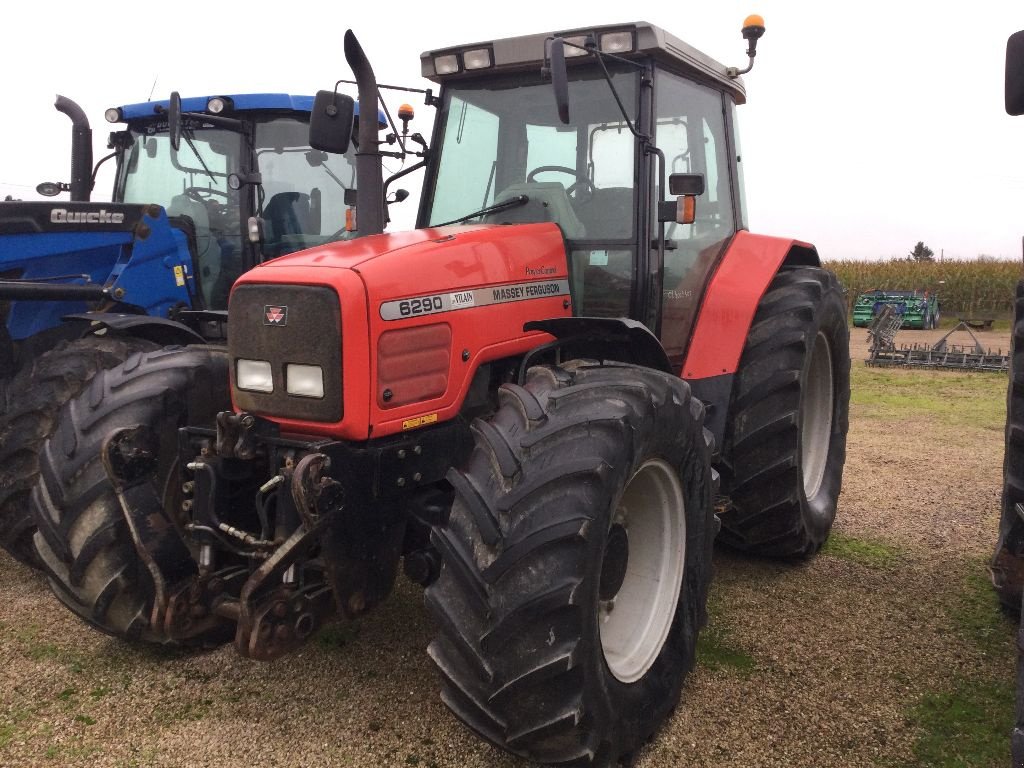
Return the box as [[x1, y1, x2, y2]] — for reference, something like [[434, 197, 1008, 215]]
[[1007, 30, 1024, 116], [668, 173, 705, 196], [659, 173, 705, 225], [549, 38, 570, 125], [168, 91, 182, 152], [310, 91, 355, 154]]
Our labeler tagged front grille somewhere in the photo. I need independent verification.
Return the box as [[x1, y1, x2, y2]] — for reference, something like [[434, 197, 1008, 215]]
[[229, 283, 342, 422]]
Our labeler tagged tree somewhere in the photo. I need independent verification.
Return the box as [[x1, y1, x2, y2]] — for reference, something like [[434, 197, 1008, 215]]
[[908, 241, 935, 262]]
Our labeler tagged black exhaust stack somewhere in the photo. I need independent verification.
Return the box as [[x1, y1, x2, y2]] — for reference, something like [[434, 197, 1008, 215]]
[[54, 95, 93, 202], [343, 31, 385, 237]]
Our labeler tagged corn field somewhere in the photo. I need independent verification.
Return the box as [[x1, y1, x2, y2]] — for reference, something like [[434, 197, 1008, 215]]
[[824, 259, 1023, 319]]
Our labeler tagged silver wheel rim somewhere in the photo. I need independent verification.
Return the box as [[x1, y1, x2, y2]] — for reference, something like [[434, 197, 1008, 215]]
[[599, 459, 686, 684], [800, 331, 834, 500]]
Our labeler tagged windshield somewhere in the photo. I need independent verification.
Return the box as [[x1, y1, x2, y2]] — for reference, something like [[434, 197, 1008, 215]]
[[255, 117, 358, 256], [121, 124, 243, 309], [118, 115, 358, 309], [425, 69, 638, 240]]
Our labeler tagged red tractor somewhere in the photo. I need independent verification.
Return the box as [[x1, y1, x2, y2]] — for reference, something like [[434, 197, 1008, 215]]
[[31, 19, 850, 766]]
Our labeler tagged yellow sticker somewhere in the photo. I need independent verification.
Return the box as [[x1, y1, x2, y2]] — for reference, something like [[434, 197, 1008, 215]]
[[402, 413, 439, 431], [173, 264, 186, 287]]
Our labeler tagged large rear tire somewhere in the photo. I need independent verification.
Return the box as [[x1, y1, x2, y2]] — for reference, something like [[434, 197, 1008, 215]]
[[0, 335, 158, 566], [718, 266, 851, 557], [426, 361, 715, 766], [32, 346, 229, 644], [993, 281, 1024, 610]]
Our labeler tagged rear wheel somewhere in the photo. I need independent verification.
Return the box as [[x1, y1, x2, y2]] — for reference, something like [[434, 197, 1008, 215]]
[[992, 280, 1024, 610], [718, 266, 851, 557], [0, 335, 158, 566], [426, 361, 715, 766], [32, 346, 229, 644]]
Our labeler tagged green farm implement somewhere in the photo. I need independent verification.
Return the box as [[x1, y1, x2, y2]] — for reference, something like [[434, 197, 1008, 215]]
[[853, 289, 940, 329]]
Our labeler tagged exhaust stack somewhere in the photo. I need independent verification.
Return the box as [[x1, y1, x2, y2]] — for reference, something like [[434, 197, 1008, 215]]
[[54, 95, 93, 202], [343, 31, 385, 236]]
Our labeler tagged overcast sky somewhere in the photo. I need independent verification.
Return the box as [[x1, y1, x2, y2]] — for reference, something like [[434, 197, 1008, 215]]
[[1, 0, 1021, 261]]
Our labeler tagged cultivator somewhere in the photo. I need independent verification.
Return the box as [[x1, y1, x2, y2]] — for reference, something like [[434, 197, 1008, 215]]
[[866, 305, 1010, 371]]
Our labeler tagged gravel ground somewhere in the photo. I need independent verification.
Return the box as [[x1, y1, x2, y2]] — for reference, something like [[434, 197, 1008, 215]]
[[0, 324, 1015, 768]]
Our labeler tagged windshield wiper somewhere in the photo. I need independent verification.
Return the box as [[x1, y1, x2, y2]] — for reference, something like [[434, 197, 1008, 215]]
[[433, 195, 529, 227], [181, 127, 216, 184]]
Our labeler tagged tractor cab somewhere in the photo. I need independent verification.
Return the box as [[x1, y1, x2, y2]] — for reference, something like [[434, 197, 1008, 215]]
[[105, 94, 367, 307], [418, 22, 755, 369]]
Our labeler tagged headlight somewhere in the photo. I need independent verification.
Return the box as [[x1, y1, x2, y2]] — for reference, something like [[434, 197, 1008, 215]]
[[286, 364, 324, 399], [104, 108, 122, 123], [236, 359, 273, 393]]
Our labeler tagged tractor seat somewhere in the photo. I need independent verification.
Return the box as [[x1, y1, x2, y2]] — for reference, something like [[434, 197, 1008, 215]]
[[263, 192, 313, 246], [573, 187, 633, 240], [484, 182, 586, 240]]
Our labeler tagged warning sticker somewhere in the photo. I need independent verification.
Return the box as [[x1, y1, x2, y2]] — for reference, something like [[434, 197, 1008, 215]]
[[173, 264, 186, 287], [403, 413, 439, 431]]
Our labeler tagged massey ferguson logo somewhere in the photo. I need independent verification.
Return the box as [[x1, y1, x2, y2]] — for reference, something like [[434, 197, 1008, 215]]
[[50, 208, 125, 225], [264, 305, 288, 326]]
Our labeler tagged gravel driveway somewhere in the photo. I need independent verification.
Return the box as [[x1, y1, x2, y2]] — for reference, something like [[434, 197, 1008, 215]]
[[0, 324, 1015, 768]]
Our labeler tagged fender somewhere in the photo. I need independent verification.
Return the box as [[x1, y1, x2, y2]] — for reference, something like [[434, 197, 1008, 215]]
[[63, 312, 207, 346], [682, 231, 820, 449], [522, 317, 672, 377]]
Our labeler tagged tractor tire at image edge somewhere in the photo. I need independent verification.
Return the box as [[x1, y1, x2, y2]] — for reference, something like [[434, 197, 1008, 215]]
[[0, 335, 158, 566]]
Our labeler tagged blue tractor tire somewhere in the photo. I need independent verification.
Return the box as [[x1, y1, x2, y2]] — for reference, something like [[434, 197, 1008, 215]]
[[0, 334, 159, 567]]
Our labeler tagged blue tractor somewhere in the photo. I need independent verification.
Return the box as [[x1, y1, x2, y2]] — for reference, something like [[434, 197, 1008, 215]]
[[0, 92, 366, 564]]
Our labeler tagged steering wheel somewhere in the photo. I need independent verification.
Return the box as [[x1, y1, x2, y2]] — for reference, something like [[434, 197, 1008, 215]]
[[525, 165, 595, 202], [184, 187, 229, 201]]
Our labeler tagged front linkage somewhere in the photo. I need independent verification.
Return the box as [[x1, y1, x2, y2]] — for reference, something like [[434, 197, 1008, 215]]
[[103, 409, 469, 659]]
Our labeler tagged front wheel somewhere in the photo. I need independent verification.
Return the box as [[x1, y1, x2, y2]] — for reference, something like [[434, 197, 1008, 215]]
[[32, 346, 230, 645], [718, 266, 851, 557], [426, 361, 715, 766]]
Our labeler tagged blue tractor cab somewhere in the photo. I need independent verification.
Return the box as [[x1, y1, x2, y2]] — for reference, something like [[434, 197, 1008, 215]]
[[0, 93, 374, 367]]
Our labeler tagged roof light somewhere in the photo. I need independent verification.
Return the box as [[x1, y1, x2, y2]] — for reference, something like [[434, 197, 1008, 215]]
[[207, 97, 230, 114], [104, 108, 122, 123], [599, 31, 634, 54], [463, 47, 493, 70], [434, 54, 460, 75], [562, 35, 590, 57], [398, 103, 415, 121]]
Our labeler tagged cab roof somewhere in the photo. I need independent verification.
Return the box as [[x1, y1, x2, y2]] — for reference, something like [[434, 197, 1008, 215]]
[[420, 21, 745, 104], [118, 94, 316, 120]]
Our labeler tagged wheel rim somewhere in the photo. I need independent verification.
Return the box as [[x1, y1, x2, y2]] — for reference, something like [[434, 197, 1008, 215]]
[[599, 459, 686, 684], [800, 331, 834, 500]]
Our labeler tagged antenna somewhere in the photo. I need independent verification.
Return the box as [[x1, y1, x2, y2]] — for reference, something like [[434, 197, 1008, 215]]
[[148, 76, 159, 102]]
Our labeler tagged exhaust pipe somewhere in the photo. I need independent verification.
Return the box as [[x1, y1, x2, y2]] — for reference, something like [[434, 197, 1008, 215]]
[[54, 95, 93, 202], [343, 31, 385, 237]]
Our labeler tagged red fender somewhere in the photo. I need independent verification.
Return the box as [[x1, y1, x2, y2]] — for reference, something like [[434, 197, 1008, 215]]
[[682, 231, 818, 380]]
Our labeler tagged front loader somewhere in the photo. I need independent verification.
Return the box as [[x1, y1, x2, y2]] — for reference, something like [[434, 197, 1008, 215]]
[[31, 20, 850, 766]]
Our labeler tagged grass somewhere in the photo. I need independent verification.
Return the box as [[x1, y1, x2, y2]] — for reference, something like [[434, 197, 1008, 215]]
[[697, 594, 756, 675], [898, 565, 1018, 767], [822, 532, 903, 568], [903, 677, 1015, 768], [850, 363, 1007, 432], [950, 567, 1016, 659]]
